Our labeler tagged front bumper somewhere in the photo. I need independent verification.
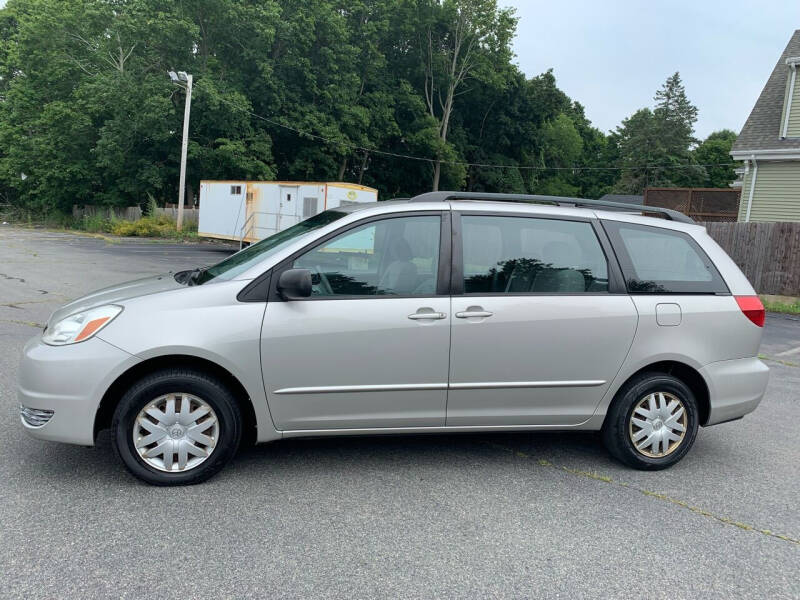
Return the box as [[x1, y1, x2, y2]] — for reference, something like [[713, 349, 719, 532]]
[[18, 335, 139, 445], [700, 356, 769, 426]]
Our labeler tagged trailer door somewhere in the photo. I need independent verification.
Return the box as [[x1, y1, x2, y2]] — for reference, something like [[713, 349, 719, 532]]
[[277, 185, 300, 232]]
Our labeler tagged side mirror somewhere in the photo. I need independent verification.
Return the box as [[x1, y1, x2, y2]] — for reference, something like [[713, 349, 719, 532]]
[[277, 268, 313, 300]]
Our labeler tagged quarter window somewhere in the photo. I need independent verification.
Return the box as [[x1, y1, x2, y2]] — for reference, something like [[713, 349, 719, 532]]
[[604, 221, 728, 294], [460, 216, 609, 294], [292, 215, 441, 297]]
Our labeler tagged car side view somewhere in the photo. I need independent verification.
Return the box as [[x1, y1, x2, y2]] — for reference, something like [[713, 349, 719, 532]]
[[18, 192, 769, 485]]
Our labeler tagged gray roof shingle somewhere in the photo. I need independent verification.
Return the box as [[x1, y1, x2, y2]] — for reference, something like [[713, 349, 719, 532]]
[[732, 30, 800, 152]]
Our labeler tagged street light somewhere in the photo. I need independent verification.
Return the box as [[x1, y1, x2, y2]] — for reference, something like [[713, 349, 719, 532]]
[[168, 70, 193, 231]]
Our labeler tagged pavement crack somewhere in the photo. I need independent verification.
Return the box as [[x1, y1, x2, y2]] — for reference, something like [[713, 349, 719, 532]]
[[0, 318, 44, 329], [0, 272, 25, 283], [1, 297, 67, 308], [483, 441, 800, 546]]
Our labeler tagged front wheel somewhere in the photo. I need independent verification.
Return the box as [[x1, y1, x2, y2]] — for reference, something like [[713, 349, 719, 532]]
[[602, 372, 699, 470], [112, 369, 242, 485]]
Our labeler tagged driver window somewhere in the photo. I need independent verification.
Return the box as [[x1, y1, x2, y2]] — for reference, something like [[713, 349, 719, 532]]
[[292, 215, 441, 297]]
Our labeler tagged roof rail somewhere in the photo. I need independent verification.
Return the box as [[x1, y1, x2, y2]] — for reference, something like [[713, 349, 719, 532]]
[[408, 191, 694, 224]]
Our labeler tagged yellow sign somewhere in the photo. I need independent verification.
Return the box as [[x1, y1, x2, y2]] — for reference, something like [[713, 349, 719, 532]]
[[346, 190, 357, 201]]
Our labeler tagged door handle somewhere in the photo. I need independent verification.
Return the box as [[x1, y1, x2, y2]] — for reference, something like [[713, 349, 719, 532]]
[[455, 310, 493, 319], [408, 310, 447, 320]]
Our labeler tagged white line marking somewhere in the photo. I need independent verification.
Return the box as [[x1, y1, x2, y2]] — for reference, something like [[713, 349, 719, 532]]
[[775, 346, 800, 357]]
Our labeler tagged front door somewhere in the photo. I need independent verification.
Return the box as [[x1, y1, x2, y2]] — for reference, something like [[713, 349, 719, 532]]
[[261, 212, 450, 430], [447, 213, 638, 426]]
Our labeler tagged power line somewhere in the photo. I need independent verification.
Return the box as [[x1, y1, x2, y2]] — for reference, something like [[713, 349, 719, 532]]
[[212, 93, 737, 173]]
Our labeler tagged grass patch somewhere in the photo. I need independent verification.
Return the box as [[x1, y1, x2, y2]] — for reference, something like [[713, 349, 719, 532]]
[[760, 296, 800, 315]]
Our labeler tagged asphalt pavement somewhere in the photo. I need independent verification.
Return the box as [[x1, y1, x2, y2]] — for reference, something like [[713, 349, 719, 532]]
[[1, 226, 798, 599]]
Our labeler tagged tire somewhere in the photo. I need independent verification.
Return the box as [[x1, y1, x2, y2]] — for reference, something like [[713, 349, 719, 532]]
[[112, 368, 242, 486], [602, 372, 699, 470]]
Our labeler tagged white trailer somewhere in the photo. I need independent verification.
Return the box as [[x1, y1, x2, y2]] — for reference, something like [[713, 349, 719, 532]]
[[197, 180, 378, 244]]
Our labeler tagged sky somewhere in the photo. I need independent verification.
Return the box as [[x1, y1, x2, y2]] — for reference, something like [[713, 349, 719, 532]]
[[501, 0, 800, 139]]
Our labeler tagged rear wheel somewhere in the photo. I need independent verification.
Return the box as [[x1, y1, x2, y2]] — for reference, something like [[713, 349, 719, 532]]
[[602, 372, 699, 470], [112, 369, 242, 485]]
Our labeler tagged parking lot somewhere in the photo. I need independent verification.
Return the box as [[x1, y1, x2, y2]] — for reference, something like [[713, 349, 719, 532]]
[[1, 226, 798, 599]]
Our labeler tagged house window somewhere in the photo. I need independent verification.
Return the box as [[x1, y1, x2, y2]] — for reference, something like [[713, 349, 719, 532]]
[[230, 185, 242, 195]]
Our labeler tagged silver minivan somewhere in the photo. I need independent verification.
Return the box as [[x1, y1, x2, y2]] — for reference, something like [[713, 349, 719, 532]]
[[18, 192, 769, 485]]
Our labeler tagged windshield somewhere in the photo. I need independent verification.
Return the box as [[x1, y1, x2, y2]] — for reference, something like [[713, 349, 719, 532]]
[[194, 210, 348, 284]]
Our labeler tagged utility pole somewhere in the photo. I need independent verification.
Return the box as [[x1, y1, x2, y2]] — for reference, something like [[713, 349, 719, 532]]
[[168, 71, 192, 231]]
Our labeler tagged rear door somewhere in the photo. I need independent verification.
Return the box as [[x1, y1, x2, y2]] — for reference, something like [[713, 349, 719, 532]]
[[447, 212, 638, 426]]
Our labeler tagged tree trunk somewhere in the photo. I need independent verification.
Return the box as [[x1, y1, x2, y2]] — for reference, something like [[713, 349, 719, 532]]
[[431, 74, 457, 191], [357, 152, 369, 185], [337, 157, 347, 181], [185, 182, 194, 207]]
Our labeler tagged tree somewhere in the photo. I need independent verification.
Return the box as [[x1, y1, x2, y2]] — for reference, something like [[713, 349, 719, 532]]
[[654, 72, 698, 152], [614, 72, 702, 194], [613, 108, 660, 193], [6, 0, 737, 216], [693, 129, 737, 188], [417, 0, 516, 190]]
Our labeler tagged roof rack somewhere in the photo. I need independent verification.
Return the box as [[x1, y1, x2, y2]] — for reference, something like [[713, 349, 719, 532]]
[[408, 191, 694, 224]]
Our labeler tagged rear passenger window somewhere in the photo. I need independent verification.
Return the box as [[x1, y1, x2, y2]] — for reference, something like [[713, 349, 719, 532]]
[[604, 221, 728, 294], [461, 216, 608, 294]]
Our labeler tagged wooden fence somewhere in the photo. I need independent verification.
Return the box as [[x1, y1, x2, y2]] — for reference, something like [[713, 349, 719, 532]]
[[72, 205, 199, 226], [645, 188, 740, 222], [704, 221, 800, 296]]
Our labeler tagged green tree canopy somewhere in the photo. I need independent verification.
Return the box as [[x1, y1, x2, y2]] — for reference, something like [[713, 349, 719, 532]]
[[693, 129, 737, 188], [0, 1, 737, 215], [614, 72, 715, 194]]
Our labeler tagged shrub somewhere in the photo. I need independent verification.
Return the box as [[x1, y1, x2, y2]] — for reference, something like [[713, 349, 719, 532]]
[[82, 213, 114, 233], [110, 215, 177, 237]]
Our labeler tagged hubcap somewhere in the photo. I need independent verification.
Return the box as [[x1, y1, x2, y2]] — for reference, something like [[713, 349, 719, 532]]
[[628, 391, 687, 458], [133, 393, 219, 473]]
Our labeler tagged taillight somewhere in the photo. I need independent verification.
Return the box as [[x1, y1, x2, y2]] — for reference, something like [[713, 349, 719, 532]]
[[735, 296, 765, 327]]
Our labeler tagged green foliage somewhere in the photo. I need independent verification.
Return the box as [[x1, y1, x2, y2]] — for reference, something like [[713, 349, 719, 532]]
[[615, 72, 717, 194], [693, 129, 737, 188], [70, 213, 197, 238], [81, 213, 112, 233], [109, 214, 192, 237], [541, 114, 583, 167], [0, 1, 737, 216]]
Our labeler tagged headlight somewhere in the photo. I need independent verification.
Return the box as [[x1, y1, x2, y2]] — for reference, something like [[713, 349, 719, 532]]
[[42, 305, 123, 346]]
